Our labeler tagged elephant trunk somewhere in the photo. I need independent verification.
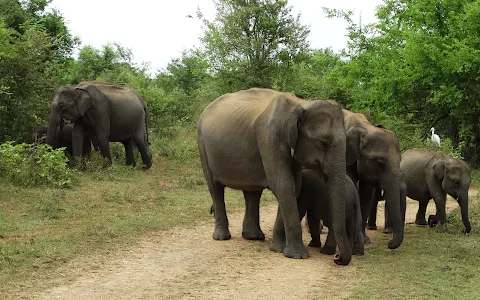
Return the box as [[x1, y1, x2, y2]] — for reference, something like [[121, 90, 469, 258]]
[[383, 180, 405, 249], [458, 191, 471, 233], [46, 105, 60, 147], [326, 163, 352, 266]]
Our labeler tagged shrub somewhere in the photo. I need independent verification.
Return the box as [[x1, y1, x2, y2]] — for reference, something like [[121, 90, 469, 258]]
[[0, 142, 77, 188]]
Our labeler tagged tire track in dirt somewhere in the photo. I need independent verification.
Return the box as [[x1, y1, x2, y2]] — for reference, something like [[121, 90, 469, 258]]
[[18, 190, 477, 300]]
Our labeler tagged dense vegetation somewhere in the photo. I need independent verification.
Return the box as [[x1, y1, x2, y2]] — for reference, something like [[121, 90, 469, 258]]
[[1, 1, 480, 297], [2, 0, 478, 169]]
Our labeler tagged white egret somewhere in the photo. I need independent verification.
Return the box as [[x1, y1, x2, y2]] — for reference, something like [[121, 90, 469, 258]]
[[430, 127, 440, 146]]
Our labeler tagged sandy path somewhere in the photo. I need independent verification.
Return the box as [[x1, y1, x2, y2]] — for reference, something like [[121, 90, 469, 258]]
[[16, 192, 472, 300]]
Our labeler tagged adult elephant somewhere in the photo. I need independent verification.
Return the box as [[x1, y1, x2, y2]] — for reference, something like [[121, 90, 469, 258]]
[[400, 148, 471, 233], [46, 82, 152, 169], [344, 111, 405, 249], [198, 88, 352, 265]]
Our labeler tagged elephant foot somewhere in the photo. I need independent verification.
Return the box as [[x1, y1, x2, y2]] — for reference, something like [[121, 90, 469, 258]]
[[242, 229, 265, 241], [363, 232, 371, 244], [427, 215, 438, 227], [213, 227, 231, 240], [352, 242, 365, 256], [269, 235, 286, 253], [283, 242, 309, 259], [415, 218, 428, 226], [383, 227, 393, 234], [308, 239, 321, 248], [366, 223, 377, 230], [320, 245, 336, 255]]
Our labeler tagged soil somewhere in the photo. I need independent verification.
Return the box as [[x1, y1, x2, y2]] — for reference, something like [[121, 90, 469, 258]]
[[12, 193, 471, 300]]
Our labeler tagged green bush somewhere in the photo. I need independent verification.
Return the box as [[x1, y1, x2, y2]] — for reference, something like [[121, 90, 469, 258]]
[[0, 142, 77, 187]]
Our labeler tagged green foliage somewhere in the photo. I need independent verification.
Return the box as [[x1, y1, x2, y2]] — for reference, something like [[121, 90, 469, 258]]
[[0, 142, 76, 187], [199, 0, 310, 91], [0, 1, 79, 143], [326, 0, 480, 166], [156, 49, 210, 97], [281, 48, 352, 103]]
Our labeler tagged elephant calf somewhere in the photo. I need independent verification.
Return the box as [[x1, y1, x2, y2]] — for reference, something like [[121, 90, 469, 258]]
[[297, 170, 364, 256], [401, 148, 471, 233]]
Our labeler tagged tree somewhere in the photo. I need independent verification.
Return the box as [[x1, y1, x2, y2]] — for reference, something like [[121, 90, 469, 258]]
[[326, 0, 480, 165], [156, 50, 210, 97], [198, 0, 310, 91], [0, 1, 79, 142]]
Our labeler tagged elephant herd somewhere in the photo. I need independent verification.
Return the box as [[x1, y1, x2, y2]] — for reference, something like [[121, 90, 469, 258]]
[[32, 81, 152, 169], [198, 88, 472, 266]]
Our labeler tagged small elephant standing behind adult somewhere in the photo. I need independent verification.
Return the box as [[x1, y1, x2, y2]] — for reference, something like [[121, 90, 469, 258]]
[[31, 123, 97, 160], [46, 82, 152, 169], [401, 148, 471, 233], [297, 170, 364, 256]]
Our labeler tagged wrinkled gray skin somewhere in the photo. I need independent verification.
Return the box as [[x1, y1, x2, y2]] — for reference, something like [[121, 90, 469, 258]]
[[344, 111, 405, 249], [198, 88, 351, 265], [400, 148, 471, 233], [297, 170, 364, 256], [46, 82, 151, 169], [32, 123, 97, 160]]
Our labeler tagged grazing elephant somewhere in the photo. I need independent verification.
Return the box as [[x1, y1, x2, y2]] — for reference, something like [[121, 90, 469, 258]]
[[297, 170, 364, 256], [31, 123, 96, 159], [344, 111, 405, 249], [400, 148, 471, 233], [46, 81, 152, 169], [198, 88, 352, 265]]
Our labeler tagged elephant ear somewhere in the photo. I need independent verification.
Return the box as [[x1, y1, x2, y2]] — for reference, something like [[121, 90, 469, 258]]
[[346, 126, 367, 166], [433, 160, 446, 180], [282, 105, 305, 150], [74, 87, 94, 116]]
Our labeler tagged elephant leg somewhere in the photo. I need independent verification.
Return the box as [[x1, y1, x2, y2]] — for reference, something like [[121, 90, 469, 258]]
[[72, 124, 86, 168], [122, 139, 136, 167], [320, 227, 337, 255], [307, 213, 321, 248], [82, 135, 92, 157], [242, 190, 265, 240], [367, 188, 382, 230], [133, 133, 152, 170], [96, 135, 112, 167], [415, 200, 429, 225], [269, 205, 287, 252], [359, 180, 376, 244], [432, 193, 447, 230], [209, 181, 230, 240], [383, 201, 394, 234]]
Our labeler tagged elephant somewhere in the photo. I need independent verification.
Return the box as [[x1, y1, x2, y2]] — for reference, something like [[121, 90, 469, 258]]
[[46, 81, 152, 169], [198, 88, 352, 265], [297, 170, 364, 256], [400, 148, 471, 233], [31, 123, 97, 159], [344, 111, 405, 249]]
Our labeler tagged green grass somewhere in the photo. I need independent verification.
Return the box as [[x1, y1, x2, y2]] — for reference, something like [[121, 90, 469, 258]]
[[351, 177, 480, 299], [0, 132, 276, 295], [1, 134, 480, 298]]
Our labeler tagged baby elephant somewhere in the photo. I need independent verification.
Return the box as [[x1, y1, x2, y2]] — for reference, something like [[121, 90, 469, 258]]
[[401, 148, 471, 233], [297, 170, 364, 255]]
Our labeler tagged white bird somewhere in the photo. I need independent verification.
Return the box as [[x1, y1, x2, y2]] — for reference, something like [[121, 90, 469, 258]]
[[430, 127, 440, 146]]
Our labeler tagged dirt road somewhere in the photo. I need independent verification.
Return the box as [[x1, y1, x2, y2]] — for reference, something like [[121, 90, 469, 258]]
[[19, 197, 461, 300]]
